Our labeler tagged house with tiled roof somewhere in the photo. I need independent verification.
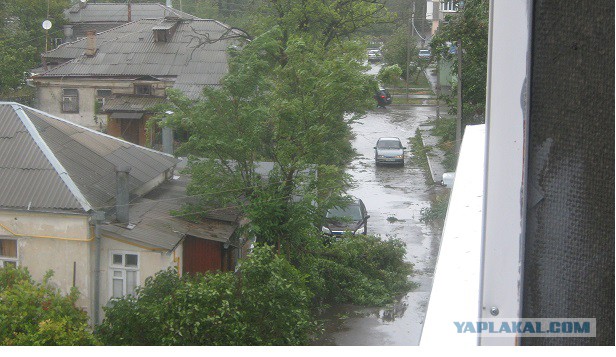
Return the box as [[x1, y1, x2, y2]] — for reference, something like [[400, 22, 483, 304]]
[[32, 17, 247, 146], [0, 102, 241, 324]]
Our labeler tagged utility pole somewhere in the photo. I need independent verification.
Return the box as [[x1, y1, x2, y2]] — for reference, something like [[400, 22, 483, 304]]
[[406, 2, 415, 101], [456, 39, 462, 154]]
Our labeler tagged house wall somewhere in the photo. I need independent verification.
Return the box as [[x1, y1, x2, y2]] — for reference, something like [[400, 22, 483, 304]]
[[33, 78, 171, 132], [96, 235, 181, 320], [0, 210, 92, 314], [35, 81, 105, 130]]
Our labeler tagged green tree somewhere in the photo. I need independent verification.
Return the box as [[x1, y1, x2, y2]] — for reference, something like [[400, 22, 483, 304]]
[[156, 0, 386, 252], [381, 25, 417, 79], [430, 0, 489, 124], [377, 64, 402, 87], [0, 266, 98, 346], [0, 0, 69, 97], [96, 245, 314, 346]]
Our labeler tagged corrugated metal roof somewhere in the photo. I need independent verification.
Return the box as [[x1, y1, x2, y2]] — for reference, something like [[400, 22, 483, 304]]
[[0, 102, 179, 212], [37, 18, 247, 99], [101, 177, 238, 250], [64, 3, 199, 23]]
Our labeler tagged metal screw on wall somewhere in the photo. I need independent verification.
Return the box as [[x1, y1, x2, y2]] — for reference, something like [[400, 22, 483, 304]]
[[490, 307, 500, 316]]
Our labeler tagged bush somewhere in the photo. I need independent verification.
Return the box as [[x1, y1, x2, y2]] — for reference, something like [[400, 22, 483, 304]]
[[0, 266, 98, 346], [377, 64, 403, 87], [298, 234, 414, 306], [97, 245, 314, 346]]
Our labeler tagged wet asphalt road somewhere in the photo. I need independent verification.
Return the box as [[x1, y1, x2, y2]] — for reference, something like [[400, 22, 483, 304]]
[[313, 103, 444, 346]]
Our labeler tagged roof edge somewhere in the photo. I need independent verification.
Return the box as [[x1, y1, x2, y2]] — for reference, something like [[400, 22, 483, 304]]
[[22, 104, 178, 160], [11, 103, 93, 212]]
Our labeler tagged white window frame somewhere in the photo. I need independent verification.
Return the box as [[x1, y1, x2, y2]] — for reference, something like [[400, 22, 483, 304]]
[[0, 237, 18, 268], [441, 0, 458, 12], [108, 251, 140, 299], [479, 0, 531, 346]]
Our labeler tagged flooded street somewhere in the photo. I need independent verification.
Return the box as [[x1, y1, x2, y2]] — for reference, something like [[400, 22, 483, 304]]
[[313, 104, 444, 345]]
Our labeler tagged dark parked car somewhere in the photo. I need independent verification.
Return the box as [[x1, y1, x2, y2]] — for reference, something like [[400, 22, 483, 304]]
[[321, 198, 370, 236], [375, 89, 392, 108], [374, 137, 406, 166]]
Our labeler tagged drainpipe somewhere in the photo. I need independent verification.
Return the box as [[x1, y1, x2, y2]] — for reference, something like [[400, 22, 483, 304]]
[[92, 210, 105, 326]]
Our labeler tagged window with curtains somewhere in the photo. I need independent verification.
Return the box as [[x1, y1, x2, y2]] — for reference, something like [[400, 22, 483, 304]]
[[0, 238, 18, 267], [109, 251, 139, 299]]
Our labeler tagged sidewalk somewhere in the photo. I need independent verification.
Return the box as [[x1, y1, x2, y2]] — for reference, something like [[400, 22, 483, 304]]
[[418, 124, 448, 185], [418, 67, 449, 185]]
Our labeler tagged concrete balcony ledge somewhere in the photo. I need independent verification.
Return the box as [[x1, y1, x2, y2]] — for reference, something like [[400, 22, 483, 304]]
[[420, 124, 486, 346]]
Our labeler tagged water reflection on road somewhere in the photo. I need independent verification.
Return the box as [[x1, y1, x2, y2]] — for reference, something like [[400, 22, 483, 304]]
[[312, 104, 444, 346]]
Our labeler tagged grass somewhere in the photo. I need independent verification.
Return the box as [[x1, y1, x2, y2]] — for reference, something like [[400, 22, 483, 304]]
[[431, 118, 458, 172], [419, 191, 450, 224], [391, 98, 438, 106]]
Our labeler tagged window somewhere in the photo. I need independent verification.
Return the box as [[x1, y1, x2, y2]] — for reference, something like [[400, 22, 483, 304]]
[[62, 88, 79, 113], [96, 89, 112, 107], [134, 84, 152, 96], [109, 251, 139, 298], [442, 0, 458, 12], [154, 29, 168, 43], [0, 238, 18, 267]]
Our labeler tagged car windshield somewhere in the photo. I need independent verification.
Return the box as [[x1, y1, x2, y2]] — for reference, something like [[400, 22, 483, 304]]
[[377, 140, 401, 149], [326, 205, 362, 221]]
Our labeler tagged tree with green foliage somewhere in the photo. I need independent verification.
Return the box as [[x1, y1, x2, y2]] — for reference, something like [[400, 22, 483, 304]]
[[0, 266, 98, 346], [96, 245, 314, 346], [430, 0, 489, 125], [0, 0, 69, 98], [380, 25, 418, 79], [377, 64, 403, 87], [155, 1, 391, 254], [297, 234, 414, 306]]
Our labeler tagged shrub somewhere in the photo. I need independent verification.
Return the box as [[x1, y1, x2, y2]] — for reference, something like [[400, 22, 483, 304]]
[[97, 245, 314, 346], [0, 266, 98, 346], [298, 234, 414, 306]]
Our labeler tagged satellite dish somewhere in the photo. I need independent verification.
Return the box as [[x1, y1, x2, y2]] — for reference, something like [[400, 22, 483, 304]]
[[42, 20, 52, 30]]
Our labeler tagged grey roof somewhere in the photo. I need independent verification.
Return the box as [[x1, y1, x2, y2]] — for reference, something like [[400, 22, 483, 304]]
[[38, 18, 247, 99], [65, 3, 198, 23], [0, 102, 178, 213], [101, 175, 238, 251]]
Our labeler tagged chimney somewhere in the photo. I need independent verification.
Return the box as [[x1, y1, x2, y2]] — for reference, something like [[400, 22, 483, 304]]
[[162, 126, 174, 155], [85, 30, 97, 56], [116, 166, 131, 224], [128, 2, 132, 22]]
